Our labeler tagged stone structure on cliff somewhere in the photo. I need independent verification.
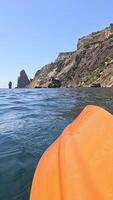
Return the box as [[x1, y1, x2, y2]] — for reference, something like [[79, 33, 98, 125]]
[[17, 70, 30, 88], [77, 24, 113, 49]]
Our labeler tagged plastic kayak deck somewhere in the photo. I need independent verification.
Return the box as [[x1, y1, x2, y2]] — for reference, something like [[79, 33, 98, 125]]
[[30, 105, 113, 200]]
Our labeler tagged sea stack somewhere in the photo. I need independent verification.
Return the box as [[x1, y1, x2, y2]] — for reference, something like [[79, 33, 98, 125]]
[[17, 70, 30, 88], [8, 81, 12, 89]]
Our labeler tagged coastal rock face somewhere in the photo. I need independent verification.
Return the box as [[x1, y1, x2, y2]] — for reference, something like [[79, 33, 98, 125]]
[[17, 70, 30, 88], [48, 78, 61, 88], [28, 24, 113, 88]]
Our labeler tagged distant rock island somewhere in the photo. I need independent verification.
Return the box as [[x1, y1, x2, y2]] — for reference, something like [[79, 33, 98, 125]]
[[17, 70, 30, 88], [19, 24, 113, 88], [8, 81, 12, 89]]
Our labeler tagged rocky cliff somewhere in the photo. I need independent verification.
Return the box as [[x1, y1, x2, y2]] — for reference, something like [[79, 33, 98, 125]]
[[17, 70, 30, 88], [28, 24, 113, 88]]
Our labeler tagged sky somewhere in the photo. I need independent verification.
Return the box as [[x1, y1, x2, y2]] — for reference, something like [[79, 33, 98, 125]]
[[0, 0, 113, 88]]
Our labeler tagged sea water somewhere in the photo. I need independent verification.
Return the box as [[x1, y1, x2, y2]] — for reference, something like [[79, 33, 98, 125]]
[[0, 88, 113, 200]]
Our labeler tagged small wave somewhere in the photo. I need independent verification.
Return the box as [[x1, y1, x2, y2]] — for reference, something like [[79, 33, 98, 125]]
[[0, 149, 22, 159]]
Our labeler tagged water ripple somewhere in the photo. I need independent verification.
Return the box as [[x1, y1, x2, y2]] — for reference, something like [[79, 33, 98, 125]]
[[0, 88, 113, 200]]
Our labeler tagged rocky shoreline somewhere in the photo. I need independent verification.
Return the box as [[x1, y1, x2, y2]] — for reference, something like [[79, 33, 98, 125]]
[[17, 24, 113, 88]]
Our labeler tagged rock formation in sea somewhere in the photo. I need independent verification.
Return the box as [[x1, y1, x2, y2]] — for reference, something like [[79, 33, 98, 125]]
[[17, 70, 30, 88], [8, 81, 12, 89], [28, 23, 113, 88]]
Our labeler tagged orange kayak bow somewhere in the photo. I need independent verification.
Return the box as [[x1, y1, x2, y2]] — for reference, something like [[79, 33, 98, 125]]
[[30, 105, 113, 200]]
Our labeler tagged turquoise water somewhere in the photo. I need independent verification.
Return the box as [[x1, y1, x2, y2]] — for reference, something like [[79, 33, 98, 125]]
[[0, 88, 113, 200]]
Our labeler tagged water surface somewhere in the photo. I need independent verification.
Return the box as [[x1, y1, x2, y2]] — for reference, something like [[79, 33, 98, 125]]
[[0, 88, 113, 200]]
